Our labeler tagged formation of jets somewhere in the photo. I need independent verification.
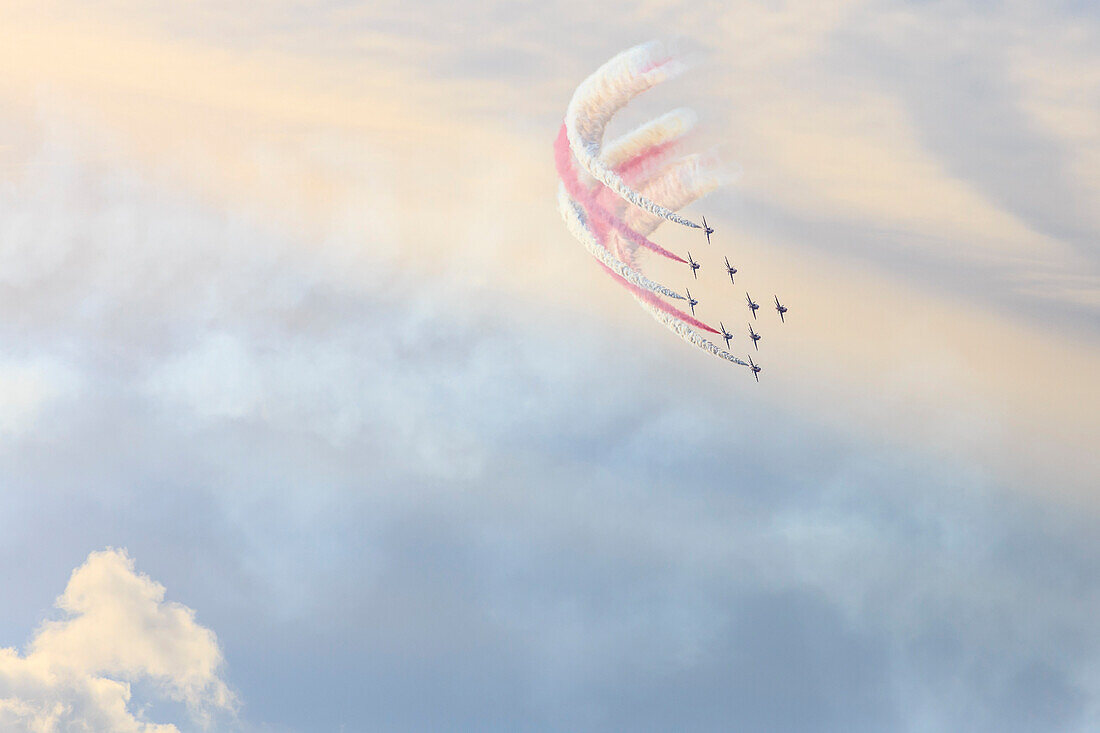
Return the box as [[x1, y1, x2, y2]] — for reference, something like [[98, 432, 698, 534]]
[[679, 220, 788, 382]]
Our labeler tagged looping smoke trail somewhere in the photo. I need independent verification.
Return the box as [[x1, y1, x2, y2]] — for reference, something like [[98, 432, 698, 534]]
[[562, 151, 744, 362], [561, 192, 748, 367], [555, 125, 687, 264], [624, 154, 730, 236], [598, 107, 698, 262], [601, 107, 697, 170], [557, 188, 686, 301], [565, 41, 702, 230], [607, 164, 724, 270], [558, 40, 748, 368]]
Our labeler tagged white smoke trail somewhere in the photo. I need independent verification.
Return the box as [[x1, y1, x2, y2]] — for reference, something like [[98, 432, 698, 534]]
[[558, 40, 749, 368], [597, 106, 698, 266], [628, 154, 730, 234], [601, 107, 697, 170], [557, 186, 686, 301], [559, 189, 749, 367], [565, 41, 702, 230], [609, 154, 729, 268]]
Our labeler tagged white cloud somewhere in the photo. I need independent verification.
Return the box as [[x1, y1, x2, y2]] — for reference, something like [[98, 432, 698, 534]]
[[0, 549, 235, 732]]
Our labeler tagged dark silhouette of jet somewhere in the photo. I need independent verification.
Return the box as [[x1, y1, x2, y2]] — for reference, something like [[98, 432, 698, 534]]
[[748, 323, 761, 350], [774, 295, 788, 323], [746, 292, 760, 319], [724, 256, 737, 284], [747, 354, 761, 382], [685, 288, 698, 316], [702, 215, 714, 245], [719, 321, 733, 349], [687, 252, 700, 279]]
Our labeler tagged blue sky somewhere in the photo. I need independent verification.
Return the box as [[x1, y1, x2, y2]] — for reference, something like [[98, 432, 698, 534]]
[[0, 1, 1098, 731]]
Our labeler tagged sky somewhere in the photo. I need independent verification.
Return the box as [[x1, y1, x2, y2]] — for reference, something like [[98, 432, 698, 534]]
[[0, 1, 1098, 731]]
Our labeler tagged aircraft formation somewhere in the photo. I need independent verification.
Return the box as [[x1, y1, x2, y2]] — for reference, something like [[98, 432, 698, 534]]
[[555, 40, 792, 381], [676, 223, 788, 382]]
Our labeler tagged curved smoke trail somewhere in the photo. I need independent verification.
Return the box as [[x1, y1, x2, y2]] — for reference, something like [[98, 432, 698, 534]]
[[601, 107, 697, 171], [564, 40, 702, 230], [557, 41, 750, 368], [560, 190, 749, 367], [556, 125, 687, 265], [610, 154, 729, 269], [557, 189, 685, 301]]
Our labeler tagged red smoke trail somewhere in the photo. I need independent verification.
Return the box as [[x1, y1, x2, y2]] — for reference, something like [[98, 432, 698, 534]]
[[596, 263, 720, 335], [556, 122, 716, 334], [595, 139, 682, 247], [554, 125, 686, 264], [616, 139, 680, 181]]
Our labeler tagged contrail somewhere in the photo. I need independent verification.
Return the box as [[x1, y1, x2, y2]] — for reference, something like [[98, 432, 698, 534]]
[[564, 41, 702, 230]]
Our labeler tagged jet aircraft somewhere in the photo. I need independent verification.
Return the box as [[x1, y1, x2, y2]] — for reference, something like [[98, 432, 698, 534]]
[[702, 215, 714, 245], [687, 252, 700, 279], [724, 256, 737, 284], [685, 288, 699, 316], [719, 321, 733, 349], [746, 292, 760, 319], [774, 296, 788, 323], [747, 355, 761, 382], [748, 323, 761, 350]]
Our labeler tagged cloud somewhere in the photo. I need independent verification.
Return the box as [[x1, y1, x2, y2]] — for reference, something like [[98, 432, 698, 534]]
[[0, 3, 1099, 731], [0, 549, 235, 732], [0, 122, 1097, 730]]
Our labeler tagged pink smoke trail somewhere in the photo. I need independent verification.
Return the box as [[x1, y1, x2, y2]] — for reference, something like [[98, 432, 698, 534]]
[[616, 140, 680, 182], [559, 123, 712, 334], [558, 153, 715, 334], [559, 188, 748, 367], [598, 139, 685, 264], [555, 124, 686, 264], [597, 263, 720, 334], [564, 41, 701, 230]]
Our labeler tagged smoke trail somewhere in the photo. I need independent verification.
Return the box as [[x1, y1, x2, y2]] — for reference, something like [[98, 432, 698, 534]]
[[625, 154, 729, 236], [597, 263, 719, 334], [564, 41, 702, 230], [558, 40, 749, 369], [606, 151, 727, 269], [557, 188, 686, 301], [601, 107, 697, 170], [597, 107, 698, 262], [560, 192, 749, 367], [555, 125, 687, 264]]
